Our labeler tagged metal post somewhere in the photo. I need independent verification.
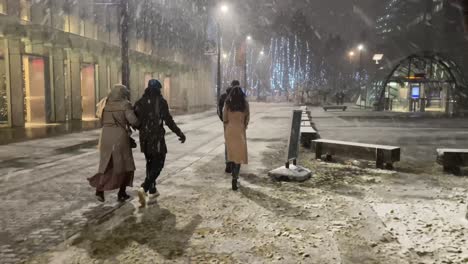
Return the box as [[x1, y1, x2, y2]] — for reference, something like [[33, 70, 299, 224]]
[[120, 0, 130, 89], [217, 22, 222, 102], [244, 40, 248, 92], [359, 50, 365, 108], [464, 1, 468, 35]]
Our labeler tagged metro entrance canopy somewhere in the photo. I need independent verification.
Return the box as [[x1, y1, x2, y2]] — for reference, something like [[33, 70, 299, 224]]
[[367, 52, 468, 114]]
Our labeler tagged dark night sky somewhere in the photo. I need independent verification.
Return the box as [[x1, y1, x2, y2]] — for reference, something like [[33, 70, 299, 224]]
[[233, 0, 381, 43]]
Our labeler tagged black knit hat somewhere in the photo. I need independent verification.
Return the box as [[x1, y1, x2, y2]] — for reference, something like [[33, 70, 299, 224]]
[[231, 80, 240, 87], [148, 79, 162, 90]]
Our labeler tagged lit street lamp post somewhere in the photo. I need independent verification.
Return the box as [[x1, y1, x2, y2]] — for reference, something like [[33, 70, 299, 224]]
[[216, 4, 229, 102], [358, 44, 365, 108], [348, 51, 356, 103], [245, 35, 252, 94], [217, 21, 222, 101], [257, 50, 264, 101]]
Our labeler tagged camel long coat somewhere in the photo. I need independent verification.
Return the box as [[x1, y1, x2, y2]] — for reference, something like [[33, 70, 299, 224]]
[[223, 103, 250, 164]]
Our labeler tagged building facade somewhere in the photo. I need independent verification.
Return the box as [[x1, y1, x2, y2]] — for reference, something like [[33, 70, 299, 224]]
[[0, 0, 214, 127]]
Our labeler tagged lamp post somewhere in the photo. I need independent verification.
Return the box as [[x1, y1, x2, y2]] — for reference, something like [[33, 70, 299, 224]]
[[216, 22, 222, 101], [216, 4, 229, 102], [348, 50, 356, 98], [257, 50, 265, 101], [357, 44, 365, 107], [95, 0, 130, 89], [120, 0, 130, 89], [348, 51, 355, 64], [245, 35, 252, 94]]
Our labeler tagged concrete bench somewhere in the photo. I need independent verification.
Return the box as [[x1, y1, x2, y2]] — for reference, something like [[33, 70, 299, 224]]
[[323, 105, 347, 111], [313, 139, 400, 169], [301, 126, 318, 148], [301, 120, 311, 127], [436, 148, 468, 175]]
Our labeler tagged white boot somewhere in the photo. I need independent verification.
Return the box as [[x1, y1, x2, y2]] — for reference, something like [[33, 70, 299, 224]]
[[137, 188, 147, 208]]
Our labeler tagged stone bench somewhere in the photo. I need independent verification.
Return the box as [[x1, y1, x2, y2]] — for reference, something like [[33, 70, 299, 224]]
[[300, 125, 318, 148], [313, 139, 400, 169], [436, 148, 468, 175], [323, 105, 347, 111]]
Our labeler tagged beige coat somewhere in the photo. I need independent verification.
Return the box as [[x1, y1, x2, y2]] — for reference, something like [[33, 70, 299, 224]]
[[88, 85, 139, 191], [223, 103, 250, 164]]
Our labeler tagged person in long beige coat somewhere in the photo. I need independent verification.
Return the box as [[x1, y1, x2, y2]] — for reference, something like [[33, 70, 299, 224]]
[[223, 86, 250, 191], [88, 84, 139, 202]]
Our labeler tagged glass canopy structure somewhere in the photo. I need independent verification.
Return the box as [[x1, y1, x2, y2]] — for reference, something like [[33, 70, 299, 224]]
[[368, 52, 468, 114]]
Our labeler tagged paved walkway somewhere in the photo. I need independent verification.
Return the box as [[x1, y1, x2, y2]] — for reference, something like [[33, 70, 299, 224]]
[[0, 103, 294, 264], [2, 104, 467, 264]]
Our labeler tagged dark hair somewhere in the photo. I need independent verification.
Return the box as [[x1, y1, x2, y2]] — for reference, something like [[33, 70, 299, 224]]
[[225, 87, 247, 112], [231, 80, 240, 87]]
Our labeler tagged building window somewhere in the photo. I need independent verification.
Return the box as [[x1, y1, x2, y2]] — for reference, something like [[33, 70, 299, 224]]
[[0, 0, 6, 14], [20, 0, 31, 21]]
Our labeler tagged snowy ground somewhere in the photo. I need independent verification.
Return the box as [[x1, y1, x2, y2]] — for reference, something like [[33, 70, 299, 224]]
[[1, 104, 467, 263]]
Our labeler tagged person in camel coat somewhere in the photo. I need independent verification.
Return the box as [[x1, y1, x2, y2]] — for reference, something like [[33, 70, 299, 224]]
[[223, 86, 249, 191]]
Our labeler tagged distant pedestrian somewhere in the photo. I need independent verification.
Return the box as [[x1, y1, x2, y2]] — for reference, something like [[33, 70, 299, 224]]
[[223, 86, 250, 191], [339, 91, 345, 105], [134, 79, 186, 207], [88, 84, 139, 203], [335, 92, 340, 105], [218, 81, 238, 173], [335, 91, 345, 105]]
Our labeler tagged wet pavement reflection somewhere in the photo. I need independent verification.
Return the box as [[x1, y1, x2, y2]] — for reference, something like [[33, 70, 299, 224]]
[[0, 120, 101, 146]]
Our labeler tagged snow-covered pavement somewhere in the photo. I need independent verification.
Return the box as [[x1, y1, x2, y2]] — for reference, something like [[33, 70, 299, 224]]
[[1, 104, 467, 263]]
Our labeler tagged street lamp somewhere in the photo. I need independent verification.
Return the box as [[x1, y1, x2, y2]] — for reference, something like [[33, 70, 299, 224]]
[[215, 4, 229, 102], [357, 44, 365, 108], [348, 51, 355, 64], [257, 49, 265, 101], [244, 35, 252, 93], [221, 4, 229, 13], [95, 0, 130, 90]]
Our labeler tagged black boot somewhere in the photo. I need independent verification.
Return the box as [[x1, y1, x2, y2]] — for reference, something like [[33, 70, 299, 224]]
[[232, 178, 238, 191], [231, 164, 240, 191], [117, 186, 130, 202], [95, 191, 105, 202], [225, 162, 233, 174]]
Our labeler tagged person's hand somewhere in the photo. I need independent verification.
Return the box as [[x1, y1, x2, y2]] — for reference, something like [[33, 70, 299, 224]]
[[179, 133, 186, 144]]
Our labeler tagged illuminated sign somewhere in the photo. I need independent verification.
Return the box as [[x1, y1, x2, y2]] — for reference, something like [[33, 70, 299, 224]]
[[411, 86, 420, 99]]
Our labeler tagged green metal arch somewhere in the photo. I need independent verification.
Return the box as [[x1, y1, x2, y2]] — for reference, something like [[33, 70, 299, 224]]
[[377, 52, 468, 109]]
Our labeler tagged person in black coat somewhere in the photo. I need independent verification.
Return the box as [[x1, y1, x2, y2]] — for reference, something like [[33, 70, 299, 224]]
[[134, 79, 186, 207]]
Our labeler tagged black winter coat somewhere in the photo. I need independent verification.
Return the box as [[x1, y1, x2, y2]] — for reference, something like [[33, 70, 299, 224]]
[[218, 93, 228, 121], [135, 91, 183, 155]]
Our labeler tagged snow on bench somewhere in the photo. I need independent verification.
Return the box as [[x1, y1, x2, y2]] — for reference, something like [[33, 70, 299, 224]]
[[313, 139, 400, 169], [436, 148, 468, 175]]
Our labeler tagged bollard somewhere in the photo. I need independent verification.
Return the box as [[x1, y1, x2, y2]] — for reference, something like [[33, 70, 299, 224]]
[[448, 99, 456, 117]]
